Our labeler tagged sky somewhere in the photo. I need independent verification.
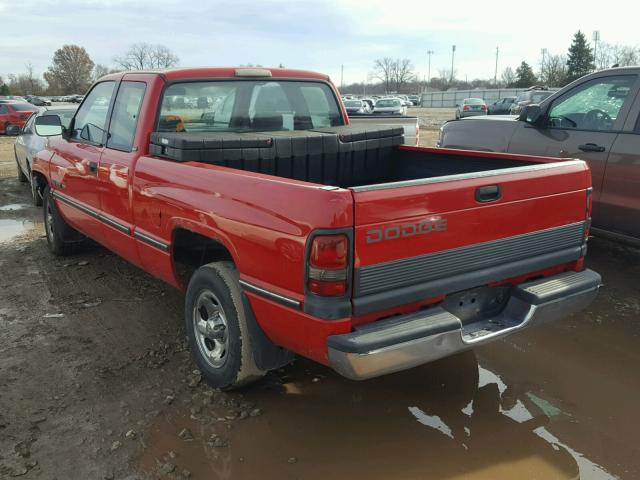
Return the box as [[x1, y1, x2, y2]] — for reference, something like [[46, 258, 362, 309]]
[[1, 0, 638, 86]]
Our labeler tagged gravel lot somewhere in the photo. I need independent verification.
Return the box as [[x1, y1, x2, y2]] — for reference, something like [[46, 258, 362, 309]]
[[1, 114, 639, 480]]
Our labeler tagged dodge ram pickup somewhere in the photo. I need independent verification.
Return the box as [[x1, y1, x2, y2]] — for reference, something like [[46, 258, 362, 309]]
[[31, 67, 601, 389]]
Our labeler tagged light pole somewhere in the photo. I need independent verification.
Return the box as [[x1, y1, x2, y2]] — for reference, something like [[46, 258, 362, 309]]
[[592, 31, 600, 70], [340, 64, 344, 90], [426, 49, 434, 91], [450, 45, 456, 84], [541, 48, 548, 83], [494, 46, 499, 86]]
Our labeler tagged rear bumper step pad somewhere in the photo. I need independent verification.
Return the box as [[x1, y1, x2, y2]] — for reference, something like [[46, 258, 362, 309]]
[[328, 269, 601, 380]]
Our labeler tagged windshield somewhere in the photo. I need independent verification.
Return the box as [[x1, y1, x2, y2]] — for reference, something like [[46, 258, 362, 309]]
[[11, 103, 38, 112], [157, 80, 343, 133], [376, 99, 400, 108], [344, 100, 362, 107]]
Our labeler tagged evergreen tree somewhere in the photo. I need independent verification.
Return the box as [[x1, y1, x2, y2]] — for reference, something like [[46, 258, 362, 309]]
[[566, 30, 595, 84], [0, 83, 10, 96], [514, 61, 537, 87]]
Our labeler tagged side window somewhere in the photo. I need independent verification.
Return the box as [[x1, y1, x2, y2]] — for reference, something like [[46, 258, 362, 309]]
[[107, 82, 146, 151], [548, 75, 637, 131], [72, 81, 116, 144], [0, 105, 7, 114]]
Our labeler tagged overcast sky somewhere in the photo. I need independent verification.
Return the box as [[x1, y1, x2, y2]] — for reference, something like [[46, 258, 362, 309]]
[[1, 0, 638, 86]]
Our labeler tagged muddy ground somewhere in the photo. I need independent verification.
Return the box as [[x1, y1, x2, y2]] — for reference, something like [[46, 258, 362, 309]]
[[1, 131, 639, 480]]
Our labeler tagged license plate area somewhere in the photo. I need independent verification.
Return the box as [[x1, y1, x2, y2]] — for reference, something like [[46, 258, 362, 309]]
[[441, 285, 512, 326]]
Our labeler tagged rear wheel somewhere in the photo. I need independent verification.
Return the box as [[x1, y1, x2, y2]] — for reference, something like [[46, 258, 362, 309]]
[[185, 261, 265, 390], [43, 186, 81, 256]]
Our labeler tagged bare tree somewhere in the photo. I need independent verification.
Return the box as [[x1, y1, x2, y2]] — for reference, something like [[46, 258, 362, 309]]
[[541, 54, 567, 87], [114, 43, 179, 70], [373, 57, 395, 93], [44, 44, 95, 94], [393, 59, 416, 93], [24, 63, 44, 94], [93, 64, 111, 81], [501, 67, 516, 87], [596, 42, 640, 69]]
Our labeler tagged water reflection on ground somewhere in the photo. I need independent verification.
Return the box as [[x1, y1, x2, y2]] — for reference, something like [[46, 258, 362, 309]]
[[142, 351, 618, 479]]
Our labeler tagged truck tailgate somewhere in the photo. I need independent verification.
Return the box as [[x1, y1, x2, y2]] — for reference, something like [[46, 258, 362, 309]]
[[350, 160, 591, 315]]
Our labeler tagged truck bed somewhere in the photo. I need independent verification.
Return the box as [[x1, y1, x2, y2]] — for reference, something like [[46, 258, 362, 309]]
[[149, 128, 541, 189]]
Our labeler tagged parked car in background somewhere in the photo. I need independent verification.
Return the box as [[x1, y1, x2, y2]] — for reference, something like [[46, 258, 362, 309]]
[[408, 95, 420, 106], [344, 99, 370, 115], [70, 95, 84, 103], [373, 98, 406, 115], [361, 98, 375, 111], [25, 96, 52, 107], [455, 98, 488, 119], [509, 87, 554, 115], [397, 95, 413, 107], [438, 67, 640, 243], [14, 106, 78, 204], [488, 96, 517, 115], [0, 96, 28, 104], [0, 102, 38, 134]]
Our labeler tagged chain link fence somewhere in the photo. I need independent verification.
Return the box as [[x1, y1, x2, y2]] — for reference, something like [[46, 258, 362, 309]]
[[420, 88, 559, 107]]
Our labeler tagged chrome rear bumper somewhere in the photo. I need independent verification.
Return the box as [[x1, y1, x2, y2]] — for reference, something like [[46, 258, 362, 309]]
[[328, 269, 601, 380]]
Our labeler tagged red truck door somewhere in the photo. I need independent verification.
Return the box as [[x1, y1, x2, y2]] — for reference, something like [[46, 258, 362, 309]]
[[49, 81, 117, 240], [97, 80, 147, 265]]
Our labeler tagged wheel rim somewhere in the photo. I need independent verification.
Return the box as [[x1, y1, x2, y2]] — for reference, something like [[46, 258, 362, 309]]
[[192, 289, 229, 369], [45, 202, 54, 241]]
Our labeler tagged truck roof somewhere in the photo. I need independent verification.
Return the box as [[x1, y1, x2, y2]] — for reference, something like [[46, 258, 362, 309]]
[[101, 67, 331, 82]]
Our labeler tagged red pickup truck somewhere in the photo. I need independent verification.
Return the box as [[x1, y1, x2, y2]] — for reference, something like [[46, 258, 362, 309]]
[[31, 67, 601, 389]]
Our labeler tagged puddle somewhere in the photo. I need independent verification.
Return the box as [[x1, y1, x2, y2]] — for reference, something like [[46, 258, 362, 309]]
[[0, 219, 34, 242], [0, 203, 29, 212], [140, 352, 621, 480]]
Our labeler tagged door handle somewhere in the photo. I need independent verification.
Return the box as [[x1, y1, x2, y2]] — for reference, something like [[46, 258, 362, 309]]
[[578, 143, 606, 153], [89, 161, 98, 175], [476, 185, 502, 203]]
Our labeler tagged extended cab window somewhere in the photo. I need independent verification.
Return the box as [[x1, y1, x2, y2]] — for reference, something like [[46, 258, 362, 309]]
[[157, 80, 343, 133], [548, 75, 636, 131], [72, 81, 116, 144], [107, 81, 146, 151]]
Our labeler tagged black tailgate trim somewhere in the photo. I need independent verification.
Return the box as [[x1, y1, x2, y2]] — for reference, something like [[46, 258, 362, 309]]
[[356, 222, 585, 296], [353, 246, 584, 316]]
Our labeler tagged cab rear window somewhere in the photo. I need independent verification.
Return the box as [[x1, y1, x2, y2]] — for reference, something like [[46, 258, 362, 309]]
[[157, 80, 344, 133]]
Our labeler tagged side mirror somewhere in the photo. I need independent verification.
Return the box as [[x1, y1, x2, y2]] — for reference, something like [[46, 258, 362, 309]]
[[519, 104, 543, 125], [6, 124, 21, 136], [35, 115, 63, 137]]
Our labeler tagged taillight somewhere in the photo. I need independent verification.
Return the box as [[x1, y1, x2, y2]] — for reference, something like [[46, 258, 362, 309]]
[[481, 105, 487, 111], [307, 234, 349, 297], [463, 105, 470, 111], [585, 188, 593, 240]]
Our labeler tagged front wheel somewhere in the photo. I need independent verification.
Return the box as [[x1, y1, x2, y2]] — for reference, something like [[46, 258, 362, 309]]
[[43, 186, 82, 256], [185, 261, 265, 390]]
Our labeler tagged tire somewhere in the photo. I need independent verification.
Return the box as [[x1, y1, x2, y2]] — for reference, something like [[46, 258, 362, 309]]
[[43, 186, 81, 256], [31, 175, 43, 207], [16, 157, 28, 183], [185, 261, 265, 390]]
